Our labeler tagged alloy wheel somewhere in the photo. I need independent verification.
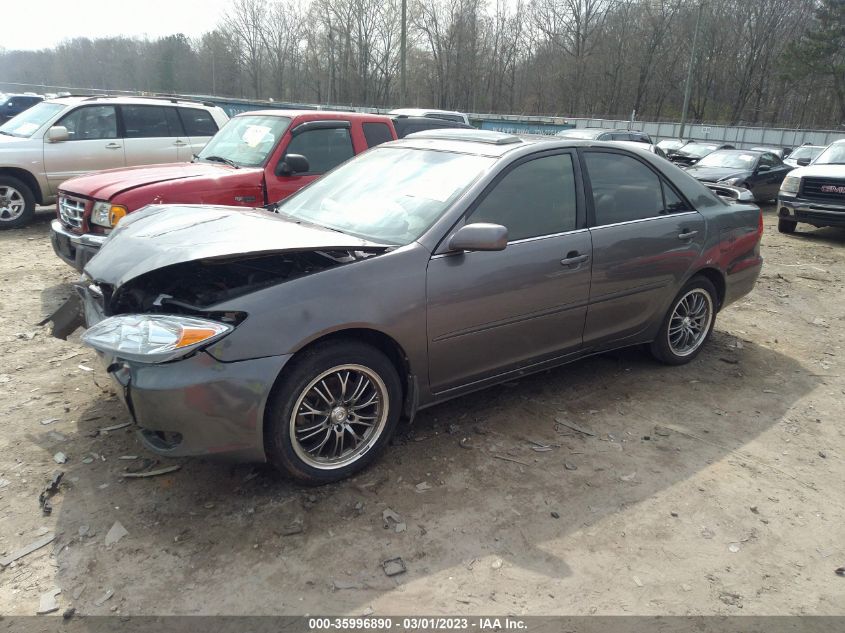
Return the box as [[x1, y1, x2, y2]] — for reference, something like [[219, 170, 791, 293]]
[[0, 186, 25, 222], [667, 288, 713, 357], [289, 364, 390, 469]]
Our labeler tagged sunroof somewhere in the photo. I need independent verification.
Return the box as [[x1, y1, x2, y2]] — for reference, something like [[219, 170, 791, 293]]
[[405, 129, 523, 145]]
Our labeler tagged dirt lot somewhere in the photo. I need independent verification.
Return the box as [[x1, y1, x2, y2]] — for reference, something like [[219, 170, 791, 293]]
[[1, 206, 843, 617]]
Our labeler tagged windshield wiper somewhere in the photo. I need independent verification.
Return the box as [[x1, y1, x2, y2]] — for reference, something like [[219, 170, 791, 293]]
[[0, 130, 15, 136], [200, 155, 240, 169]]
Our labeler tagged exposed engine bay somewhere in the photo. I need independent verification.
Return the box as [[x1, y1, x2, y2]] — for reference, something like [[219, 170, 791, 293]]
[[101, 248, 386, 320]]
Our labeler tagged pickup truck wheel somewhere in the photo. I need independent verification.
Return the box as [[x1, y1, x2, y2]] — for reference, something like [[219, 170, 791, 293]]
[[265, 340, 402, 485], [650, 276, 717, 366], [777, 219, 797, 234], [0, 176, 35, 229]]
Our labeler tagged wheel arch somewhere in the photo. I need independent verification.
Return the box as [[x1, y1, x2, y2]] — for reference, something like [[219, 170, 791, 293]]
[[0, 167, 44, 205], [689, 266, 726, 311], [262, 327, 415, 452]]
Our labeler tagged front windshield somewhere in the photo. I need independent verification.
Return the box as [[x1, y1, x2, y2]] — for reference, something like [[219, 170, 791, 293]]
[[806, 144, 845, 165], [789, 146, 821, 160], [677, 143, 719, 158], [696, 151, 757, 169], [0, 102, 64, 138], [196, 115, 291, 167], [557, 129, 602, 139], [278, 147, 495, 245]]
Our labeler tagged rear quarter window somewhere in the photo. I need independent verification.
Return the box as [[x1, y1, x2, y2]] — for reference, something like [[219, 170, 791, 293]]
[[179, 108, 219, 137], [362, 122, 393, 148]]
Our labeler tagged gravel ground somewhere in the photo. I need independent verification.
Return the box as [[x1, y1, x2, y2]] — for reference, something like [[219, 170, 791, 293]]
[[0, 205, 843, 616]]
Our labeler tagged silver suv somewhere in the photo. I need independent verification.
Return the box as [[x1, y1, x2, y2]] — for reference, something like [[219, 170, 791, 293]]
[[0, 96, 229, 228]]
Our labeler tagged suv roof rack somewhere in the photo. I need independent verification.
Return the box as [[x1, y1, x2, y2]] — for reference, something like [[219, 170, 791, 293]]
[[77, 94, 216, 107], [405, 129, 522, 145]]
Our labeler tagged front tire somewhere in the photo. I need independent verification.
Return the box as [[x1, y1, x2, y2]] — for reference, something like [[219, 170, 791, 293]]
[[650, 276, 717, 365], [778, 219, 797, 234], [0, 176, 35, 229], [265, 340, 402, 484]]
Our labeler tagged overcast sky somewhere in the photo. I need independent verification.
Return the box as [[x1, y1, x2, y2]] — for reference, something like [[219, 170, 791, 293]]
[[3, 0, 233, 51]]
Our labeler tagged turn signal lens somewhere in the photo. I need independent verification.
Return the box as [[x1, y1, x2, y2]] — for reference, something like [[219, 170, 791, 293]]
[[109, 205, 127, 226]]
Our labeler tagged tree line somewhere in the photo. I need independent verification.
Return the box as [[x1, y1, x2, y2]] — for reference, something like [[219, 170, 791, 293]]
[[1, 0, 843, 129]]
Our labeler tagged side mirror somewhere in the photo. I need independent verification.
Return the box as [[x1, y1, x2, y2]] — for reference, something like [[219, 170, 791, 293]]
[[756, 164, 771, 173], [797, 157, 811, 167], [276, 154, 309, 176], [448, 223, 508, 252], [45, 126, 69, 143]]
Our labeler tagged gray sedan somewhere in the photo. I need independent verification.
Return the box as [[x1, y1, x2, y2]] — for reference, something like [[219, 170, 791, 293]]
[[78, 130, 763, 484]]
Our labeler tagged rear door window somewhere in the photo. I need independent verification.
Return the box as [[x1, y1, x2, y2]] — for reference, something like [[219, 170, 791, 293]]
[[285, 127, 354, 174], [362, 122, 393, 148], [179, 108, 218, 136], [121, 105, 179, 138], [584, 151, 665, 225]]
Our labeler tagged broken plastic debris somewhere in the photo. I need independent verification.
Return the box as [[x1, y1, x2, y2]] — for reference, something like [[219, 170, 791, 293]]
[[122, 465, 181, 478], [78, 364, 94, 372], [382, 557, 406, 577], [0, 532, 55, 567], [104, 521, 128, 547], [415, 481, 432, 492], [98, 421, 132, 433], [53, 452, 67, 464], [37, 587, 61, 615]]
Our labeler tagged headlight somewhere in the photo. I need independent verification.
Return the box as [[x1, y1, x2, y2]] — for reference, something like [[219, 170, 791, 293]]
[[91, 201, 128, 228], [780, 175, 800, 194], [719, 177, 744, 186], [81, 315, 232, 364]]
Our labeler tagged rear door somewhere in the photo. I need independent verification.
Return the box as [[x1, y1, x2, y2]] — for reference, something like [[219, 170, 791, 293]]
[[426, 151, 592, 393], [120, 104, 184, 166], [581, 149, 705, 348], [178, 107, 221, 160], [265, 121, 356, 204], [43, 104, 125, 194]]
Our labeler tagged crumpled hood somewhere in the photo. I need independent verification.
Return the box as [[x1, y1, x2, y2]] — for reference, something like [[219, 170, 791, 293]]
[[84, 204, 388, 288], [685, 166, 750, 182], [59, 162, 254, 200]]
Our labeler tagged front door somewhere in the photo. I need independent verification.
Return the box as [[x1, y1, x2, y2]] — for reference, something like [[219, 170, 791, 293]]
[[266, 124, 356, 204], [427, 151, 592, 393], [43, 105, 125, 195], [580, 149, 706, 347]]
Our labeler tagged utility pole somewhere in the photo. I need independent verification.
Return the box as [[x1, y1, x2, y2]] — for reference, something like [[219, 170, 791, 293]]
[[400, 0, 407, 106], [679, 1, 704, 140]]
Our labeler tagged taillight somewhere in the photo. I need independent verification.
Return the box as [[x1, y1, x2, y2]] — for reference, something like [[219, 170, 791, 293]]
[[758, 209, 764, 239]]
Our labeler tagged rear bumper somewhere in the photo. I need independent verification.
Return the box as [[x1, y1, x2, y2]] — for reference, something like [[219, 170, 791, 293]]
[[105, 351, 292, 463], [50, 220, 107, 271], [777, 196, 845, 227]]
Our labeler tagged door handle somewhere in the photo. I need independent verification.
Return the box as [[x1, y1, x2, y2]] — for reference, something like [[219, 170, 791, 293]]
[[678, 229, 698, 240], [560, 252, 589, 267], [173, 140, 188, 146], [105, 142, 121, 149]]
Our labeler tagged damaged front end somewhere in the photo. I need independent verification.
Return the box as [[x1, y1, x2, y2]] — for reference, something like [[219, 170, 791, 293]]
[[68, 204, 391, 460]]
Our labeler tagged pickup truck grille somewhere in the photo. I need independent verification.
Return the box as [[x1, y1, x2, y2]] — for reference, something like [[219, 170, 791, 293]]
[[799, 177, 845, 204], [58, 195, 87, 230]]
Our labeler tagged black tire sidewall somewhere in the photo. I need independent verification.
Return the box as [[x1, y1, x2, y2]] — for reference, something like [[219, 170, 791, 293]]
[[650, 276, 718, 365], [778, 219, 797, 234], [0, 176, 35, 229], [265, 340, 402, 485]]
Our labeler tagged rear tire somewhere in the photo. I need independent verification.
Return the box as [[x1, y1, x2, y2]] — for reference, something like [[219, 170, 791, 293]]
[[0, 176, 35, 229], [778, 219, 797, 234], [265, 340, 402, 485], [650, 276, 717, 365]]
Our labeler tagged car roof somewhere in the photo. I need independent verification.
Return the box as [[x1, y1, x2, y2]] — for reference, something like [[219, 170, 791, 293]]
[[235, 109, 393, 122], [45, 95, 220, 109], [715, 148, 765, 154], [389, 107, 465, 116]]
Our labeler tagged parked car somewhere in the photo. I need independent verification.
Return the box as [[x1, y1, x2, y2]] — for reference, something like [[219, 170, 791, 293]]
[[50, 110, 398, 271], [0, 93, 44, 123], [556, 128, 653, 144], [750, 146, 791, 160], [666, 142, 735, 167], [0, 95, 228, 229], [784, 144, 824, 168], [391, 115, 473, 137], [611, 140, 669, 159], [684, 149, 793, 202], [76, 129, 762, 483], [777, 138, 845, 233], [656, 138, 688, 153], [388, 108, 470, 125]]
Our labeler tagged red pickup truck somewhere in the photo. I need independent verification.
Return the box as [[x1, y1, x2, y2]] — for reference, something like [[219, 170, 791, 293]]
[[50, 110, 399, 271]]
